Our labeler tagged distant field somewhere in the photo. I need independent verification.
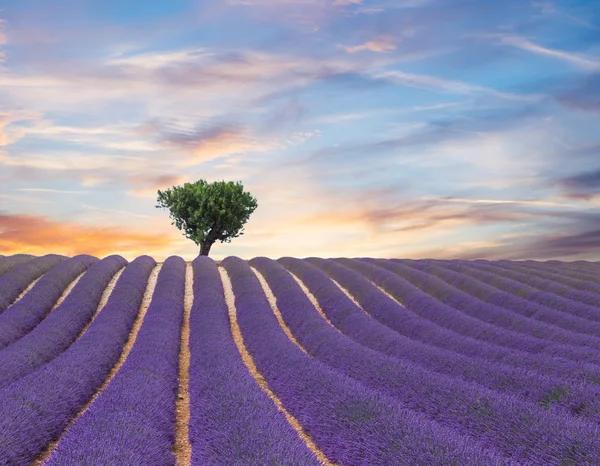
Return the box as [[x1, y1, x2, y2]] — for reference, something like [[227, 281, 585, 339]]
[[1, 254, 600, 465]]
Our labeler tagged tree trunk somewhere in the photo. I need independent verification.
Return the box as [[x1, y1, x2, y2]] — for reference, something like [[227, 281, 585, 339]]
[[199, 241, 213, 256]]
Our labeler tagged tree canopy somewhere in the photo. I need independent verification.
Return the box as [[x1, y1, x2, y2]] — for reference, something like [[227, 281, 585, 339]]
[[156, 179, 258, 256]]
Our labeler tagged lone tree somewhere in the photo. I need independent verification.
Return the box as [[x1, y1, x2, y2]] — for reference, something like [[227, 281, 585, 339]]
[[156, 179, 258, 256]]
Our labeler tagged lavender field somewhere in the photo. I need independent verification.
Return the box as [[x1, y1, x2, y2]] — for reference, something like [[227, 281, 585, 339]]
[[1, 254, 600, 465]]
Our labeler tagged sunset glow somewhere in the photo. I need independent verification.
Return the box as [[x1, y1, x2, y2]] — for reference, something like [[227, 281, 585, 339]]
[[1, 0, 599, 260]]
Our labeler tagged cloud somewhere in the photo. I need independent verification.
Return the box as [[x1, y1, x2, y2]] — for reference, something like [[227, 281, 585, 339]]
[[532, 2, 600, 31], [0, 18, 6, 46], [14, 188, 90, 195], [289, 102, 550, 168], [345, 35, 398, 53], [481, 34, 600, 71], [370, 69, 541, 101], [553, 73, 600, 113], [0, 109, 44, 147], [156, 121, 281, 165], [126, 173, 187, 197], [434, 197, 575, 207], [257, 96, 307, 133], [0, 212, 175, 258], [294, 193, 538, 236], [412, 208, 600, 261], [333, 0, 362, 6], [558, 168, 600, 199]]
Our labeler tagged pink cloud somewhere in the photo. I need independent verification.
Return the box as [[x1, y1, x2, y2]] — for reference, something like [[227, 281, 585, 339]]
[[344, 35, 398, 53]]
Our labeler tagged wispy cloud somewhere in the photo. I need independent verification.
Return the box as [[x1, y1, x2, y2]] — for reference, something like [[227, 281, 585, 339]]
[[0, 18, 6, 47], [156, 122, 282, 165], [370, 69, 541, 101], [14, 188, 90, 195], [81, 204, 151, 218], [344, 35, 398, 53], [557, 168, 600, 200], [532, 2, 600, 31], [479, 33, 600, 71], [333, 0, 362, 5], [433, 197, 575, 207]]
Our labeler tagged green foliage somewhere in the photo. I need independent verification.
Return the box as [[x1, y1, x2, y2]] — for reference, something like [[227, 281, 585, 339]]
[[156, 179, 258, 251], [539, 386, 571, 410]]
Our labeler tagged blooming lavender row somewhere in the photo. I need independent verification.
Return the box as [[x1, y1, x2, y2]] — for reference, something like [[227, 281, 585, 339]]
[[542, 260, 600, 278], [222, 256, 513, 466], [46, 256, 185, 466], [508, 260, 600, 289], [490, 260, 600, 306], [362, 258, 600, 365], [0, 255, 126, 389], [445, 260, 600, 317], [0, 255, 98, 350], [0, 255, 155, 465], [266, 257, 600, 464], [397, 259, 600, 343], [414, 259, 600, 329], [188, 256, 321, 466], [0, 254, 66, 313], [0, 254, 36, 277], [337, 258, 600, 387], [304, 257, 600, 422]]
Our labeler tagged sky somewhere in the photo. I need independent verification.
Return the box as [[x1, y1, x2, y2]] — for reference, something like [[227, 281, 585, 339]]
[[0, 0, 599, 261]]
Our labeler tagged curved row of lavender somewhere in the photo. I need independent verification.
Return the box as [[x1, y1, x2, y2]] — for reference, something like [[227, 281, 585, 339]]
[[188, 256, 321, 465], [495, 260, 600, 295], [0, 254, 36, 276], [484, 260, 600, 307], [46, 256, 185, 466], [0, 256, 154, 465], [408, 259, 600, 328], [0, 254, 66, 313], [221, 256, 511, 466], [361, 259, 600, 364], [0, 255, 126, 389], [0, 255, 599, 464], [378, 259, 600, 351], [268, 257, 600, 463], [300, 257, 600, 422], [337, 258, 600, 386], [451, 260, 600, 309], [0, 255, 97, 350]]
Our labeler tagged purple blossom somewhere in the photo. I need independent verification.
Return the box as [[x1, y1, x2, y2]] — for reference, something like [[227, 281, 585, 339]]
[[221, 256, 513, 466], [0, 254, 36, 277], [0, 256, 155, 465], [188, 256, 322, 465], [271, 257, 600, 464], [0, 255, 66, 313], [0, 255, 126, 389], [0, 255, 98, 350], [46, 256, 185, 466]]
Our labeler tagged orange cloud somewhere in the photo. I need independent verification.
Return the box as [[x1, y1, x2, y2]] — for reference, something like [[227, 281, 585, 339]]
[[0, 212, 175, 258], [126, 174, 187, 197], [160, 125, 279, 165], [345, 36, 398, 53]]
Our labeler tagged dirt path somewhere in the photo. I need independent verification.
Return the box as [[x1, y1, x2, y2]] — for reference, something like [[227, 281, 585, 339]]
[[174, 263, 192, 466], [286, 271, 340, 332], [34, 265, 160, 465], [67, 268, 123, 342], [250, 266, 307, 354], [48, 271, 86, 313], [218, 266, 333, 466], [10, 276, 43, 307]]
